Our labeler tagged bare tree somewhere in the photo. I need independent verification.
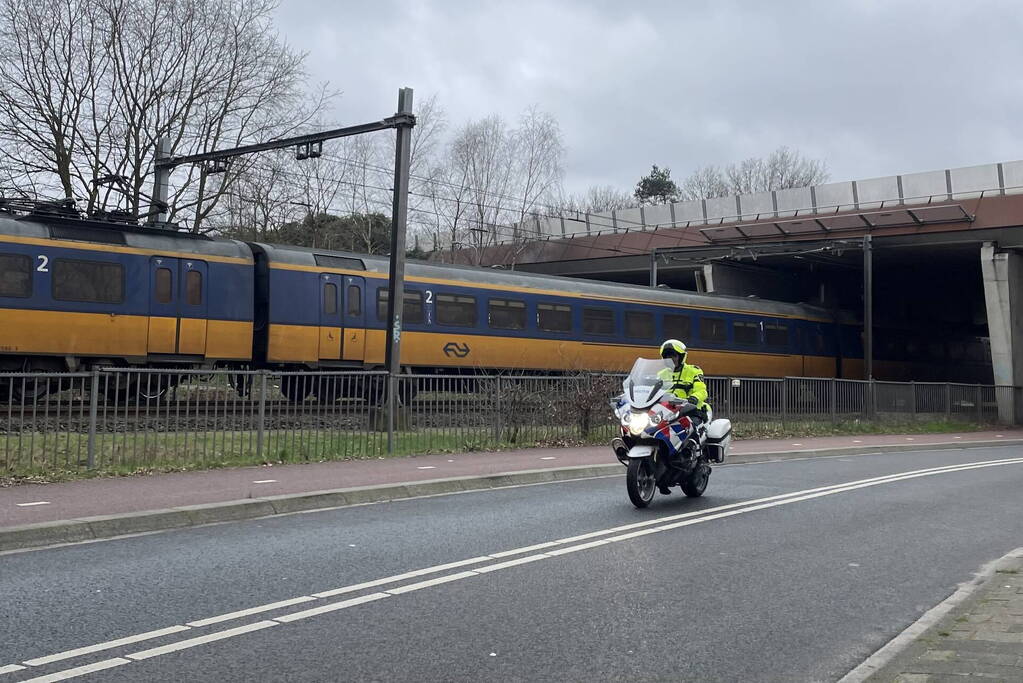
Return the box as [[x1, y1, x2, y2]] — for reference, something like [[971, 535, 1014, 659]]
[[680, 146, 830, 200], [0, 0, 329, 232], [679, 165, 730, 201], [562, 185, 637, 213]]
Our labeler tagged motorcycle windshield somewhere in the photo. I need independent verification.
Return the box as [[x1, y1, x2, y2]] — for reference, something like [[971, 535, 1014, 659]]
[[623, 358, 674, 407]]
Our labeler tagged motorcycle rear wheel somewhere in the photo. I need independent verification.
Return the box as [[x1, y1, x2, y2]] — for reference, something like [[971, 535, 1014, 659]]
[[626, 458, 656, 508]]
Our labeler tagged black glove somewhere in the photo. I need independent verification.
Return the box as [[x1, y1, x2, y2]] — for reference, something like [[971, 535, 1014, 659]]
[[687, 396, 699, 405]]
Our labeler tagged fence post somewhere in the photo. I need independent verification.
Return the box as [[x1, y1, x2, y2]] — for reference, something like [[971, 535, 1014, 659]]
[[869, 379, 876, 419], [256, 371, 267, 460], [494, 375, 503, 442], [945, 383, 952, 420], [909, 381, 916, 421], [976, 384, 983, 423], [780, 378, 787, 428], [387, 374, 396, 455], [87, 369, 99, 468], [829, 379, 837, 424]]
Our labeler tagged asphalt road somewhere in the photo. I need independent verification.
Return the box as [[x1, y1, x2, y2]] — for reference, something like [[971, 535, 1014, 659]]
[[3, 446, 1022, 682]]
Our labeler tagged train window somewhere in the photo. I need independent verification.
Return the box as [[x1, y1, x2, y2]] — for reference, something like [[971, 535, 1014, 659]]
[[323, 282, 338, 315], [664, 313, 691, 340], [52, 259, 123, 303], [0, 253, 31, 298], [625, 311, 654, 339], [489, 298, 526, 330], [583, 307, 614, 335], [377, 288, 424, 324], [701, 316, 727, 343], [538, 302, 572, 332], [186, 270, 202, 306], [437, 293, 477, 327], [765, 323, 789, 346], [347, 284, 361, 316], [155, 268, 172, 303], [815, 332, 826, 354], [733, 321, 759, 345], [314, 254, 365, 270]]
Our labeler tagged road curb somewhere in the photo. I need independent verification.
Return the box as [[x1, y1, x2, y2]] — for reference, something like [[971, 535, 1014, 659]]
[[838, 546, 1023, 682], [2, 439, 1020, 553]]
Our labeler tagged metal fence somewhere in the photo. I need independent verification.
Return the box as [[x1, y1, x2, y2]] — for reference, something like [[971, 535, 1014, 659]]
[[1, 369, 1017, 476]]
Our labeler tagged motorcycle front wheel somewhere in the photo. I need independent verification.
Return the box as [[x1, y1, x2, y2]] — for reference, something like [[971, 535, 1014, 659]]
[[626, 458, 656, 508]]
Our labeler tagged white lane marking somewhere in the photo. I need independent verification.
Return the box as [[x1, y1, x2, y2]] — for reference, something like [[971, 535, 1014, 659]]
[[792, 443, 803, 446], [540, 456, 557, 460], [125, 621, 277, 661], [489, 541, 559, 558], [544, 539, 610, 556], [20, 658, 129, 682], [997, 434, 1004, 438], [0, 664, 26, 675], [21, 456, 1023, 681], [417, 466, 436, 470], [274, 593, 389, 623], [252, 479, 277, 484], [473, 554, 550, 574], [22, 625, 191, 667], [849, 563, 860, 567], [608, 527, 662, 542], [15, 501, 50, 507], [905, 438, 915, 441], [386, 571, 479, 595], [186, 596, 316, 627], [852, 440, 863, 443], [311, 556, 492, 599], [954, 436, 962, 439]]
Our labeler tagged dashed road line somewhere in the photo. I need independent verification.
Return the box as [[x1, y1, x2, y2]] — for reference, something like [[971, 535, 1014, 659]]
[[186, 596, 316, 628], [20, 658, 129, 683], [15, 501, 50, 507], [21, 626, 192, 667], [125, 621, 278, 661]]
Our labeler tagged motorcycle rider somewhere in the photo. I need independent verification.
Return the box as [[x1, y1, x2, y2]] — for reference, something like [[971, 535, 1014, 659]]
[[656, 339, 709, 423]]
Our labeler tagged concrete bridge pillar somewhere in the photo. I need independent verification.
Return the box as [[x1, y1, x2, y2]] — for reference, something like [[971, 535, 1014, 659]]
[[981, 242, 1023, 424]]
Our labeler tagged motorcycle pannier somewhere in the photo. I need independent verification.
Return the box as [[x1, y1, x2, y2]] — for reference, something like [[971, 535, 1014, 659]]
[[705, 418, 732, 464]]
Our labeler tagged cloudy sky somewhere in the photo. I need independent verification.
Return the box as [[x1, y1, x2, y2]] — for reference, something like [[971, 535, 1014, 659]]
[[273, 0, 1023, 195]]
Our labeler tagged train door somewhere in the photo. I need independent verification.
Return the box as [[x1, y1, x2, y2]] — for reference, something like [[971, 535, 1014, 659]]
[[148, 258, 178, 354], [147, 257, 208, 357], [318, 273, 342, 361], [342, 275, 366, 362], [178, 260, 208, 356]]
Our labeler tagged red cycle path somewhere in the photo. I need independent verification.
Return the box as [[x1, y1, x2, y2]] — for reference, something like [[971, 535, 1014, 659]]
[[1, 430, 1019, 528]]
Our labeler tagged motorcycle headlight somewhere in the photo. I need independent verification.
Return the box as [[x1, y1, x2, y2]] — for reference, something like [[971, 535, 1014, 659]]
[[627, 411, 650, 436]]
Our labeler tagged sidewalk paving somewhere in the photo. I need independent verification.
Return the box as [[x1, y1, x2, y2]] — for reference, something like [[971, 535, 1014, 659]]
[[1, 429, 1019, 529], [857, 549, 1023, 682]]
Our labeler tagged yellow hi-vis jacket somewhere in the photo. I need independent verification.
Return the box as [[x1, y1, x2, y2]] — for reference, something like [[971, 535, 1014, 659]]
[[658, 363, 709, 410]]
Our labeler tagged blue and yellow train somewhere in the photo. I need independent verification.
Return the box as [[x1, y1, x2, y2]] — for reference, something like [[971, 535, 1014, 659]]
[[0, 209, 988, 400]]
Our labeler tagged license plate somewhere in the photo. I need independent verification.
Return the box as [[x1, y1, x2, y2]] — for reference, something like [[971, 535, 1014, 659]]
[[627, 445, 656, 458]]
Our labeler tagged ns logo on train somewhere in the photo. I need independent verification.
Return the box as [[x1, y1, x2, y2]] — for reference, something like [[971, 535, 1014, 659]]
[[443, 342, 471, 358]]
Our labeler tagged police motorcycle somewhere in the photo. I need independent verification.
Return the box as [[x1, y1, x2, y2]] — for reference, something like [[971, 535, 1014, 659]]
[[611, 358, 732, 508]]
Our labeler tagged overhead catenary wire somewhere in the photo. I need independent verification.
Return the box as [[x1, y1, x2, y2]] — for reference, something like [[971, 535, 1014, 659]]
[[233, 159, 659, 256], [234, 158, 662, 255]]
